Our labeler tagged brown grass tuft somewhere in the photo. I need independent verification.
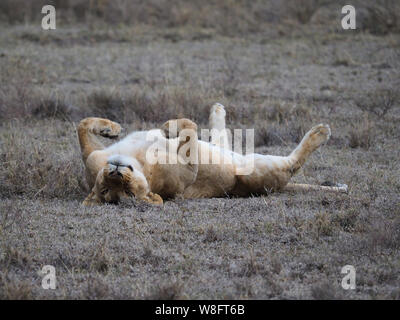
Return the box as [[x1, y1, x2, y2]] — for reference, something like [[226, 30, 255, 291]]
[[147, 281, 184, 300], [355, 88, 399, 118], [348, 116, 375, 150], [311, 282, 340, 300], [0, 275, 33, 300]]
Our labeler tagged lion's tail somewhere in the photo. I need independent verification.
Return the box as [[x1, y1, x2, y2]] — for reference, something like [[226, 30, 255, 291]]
[[77, 117, 122, 163]]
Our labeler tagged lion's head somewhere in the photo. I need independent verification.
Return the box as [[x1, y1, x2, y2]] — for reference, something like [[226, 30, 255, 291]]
[[83, 155, 163, 206], [94, 162, 134, 204]]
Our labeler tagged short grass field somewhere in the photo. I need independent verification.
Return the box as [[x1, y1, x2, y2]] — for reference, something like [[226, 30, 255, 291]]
[[0, 0, 399, 299]]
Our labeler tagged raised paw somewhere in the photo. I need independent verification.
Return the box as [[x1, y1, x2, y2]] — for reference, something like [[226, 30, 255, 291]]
[[210, 103, 226, 117], [209, 103, 227, 131], [97, 120, 122, 139], [161, 118, 197, 139], [306, 123, 331, 148]]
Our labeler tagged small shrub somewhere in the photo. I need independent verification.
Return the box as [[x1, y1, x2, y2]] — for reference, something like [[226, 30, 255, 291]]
[[312, 212, 334, 238], [270, 257, 282, 274], [288, 0, 323, 24], [239, 249, 264, 277], [267, 102, 312, 124], [0, 275, 33, 300], [1, 245, 31, 270], [367, 218, 400, 250], [31, 96, 72, 120], [311, 282, 339, 300], [355, 88, 399, 118], [363, 1, 400, 35], [348, 116, 375, 150], [85, 277, 110, 300], [265, 277, 283, 298], [90, 240, 112, 274], [254, 122, 307, 147], [333, 210, 359, 232], [203, 226, 219, 242], [146, 281, 183, 300], [86, 87, 215, 125], [87, 89, 126, 123]]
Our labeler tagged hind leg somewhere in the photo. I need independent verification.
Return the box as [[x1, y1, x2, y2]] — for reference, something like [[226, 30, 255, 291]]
[[209, 103, 231, 150], [288, 123, 331, 175], [233, 124, 331, 195], [282, 124, 347, 194], [209, 103, 226, 131], [284, 183, 348, 194]]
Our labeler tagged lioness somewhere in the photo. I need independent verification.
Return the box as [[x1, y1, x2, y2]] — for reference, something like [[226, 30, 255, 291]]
[[78, 104, 347, 206]]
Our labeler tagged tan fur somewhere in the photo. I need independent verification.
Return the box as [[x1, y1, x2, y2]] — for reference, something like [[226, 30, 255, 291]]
[[77, 108, 344, 206]]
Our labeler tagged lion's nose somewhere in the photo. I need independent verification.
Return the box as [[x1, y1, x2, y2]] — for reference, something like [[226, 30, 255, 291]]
[[109, 166, 122, 177]]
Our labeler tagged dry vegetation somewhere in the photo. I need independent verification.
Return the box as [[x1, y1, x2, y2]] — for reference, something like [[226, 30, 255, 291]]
[[0, 0, 400, 299]]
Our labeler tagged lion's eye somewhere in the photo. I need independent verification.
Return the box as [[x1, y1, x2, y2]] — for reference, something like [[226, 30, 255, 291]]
[[101, 189, 108, 195], [127, 165, 133, 172]]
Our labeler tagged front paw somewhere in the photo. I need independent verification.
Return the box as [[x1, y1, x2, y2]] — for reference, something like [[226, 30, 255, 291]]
[[82, 198, 100, 207], [161, 119, 197, 139], [144, 192, 163, 205], [82, 191, 102, 206], [97, 120, 122, 139]]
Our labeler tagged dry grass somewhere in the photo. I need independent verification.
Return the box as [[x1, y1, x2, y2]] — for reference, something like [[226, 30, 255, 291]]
[[355, 88, 399, 118], [0, 1, 399, 299], [348, 116, 375, 150], [0, 0, 283, 35], [1, 0, 399, 35]]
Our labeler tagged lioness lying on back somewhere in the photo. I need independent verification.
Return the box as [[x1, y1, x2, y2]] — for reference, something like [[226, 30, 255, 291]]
[[78, 104, 347, 206]]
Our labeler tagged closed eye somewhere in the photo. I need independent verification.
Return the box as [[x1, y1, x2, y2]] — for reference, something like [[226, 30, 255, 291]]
[[127, 165, 133, 172], [101, 189, 108, 195]]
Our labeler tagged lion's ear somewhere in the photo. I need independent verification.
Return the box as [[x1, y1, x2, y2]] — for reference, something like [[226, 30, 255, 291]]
[[82, 190, 101, 206]]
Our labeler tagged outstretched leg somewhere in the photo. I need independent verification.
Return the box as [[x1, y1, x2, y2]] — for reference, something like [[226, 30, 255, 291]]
[[282, 124, 347, 194], [209, 103, 231, 150], [287, 123, 331, 175], [284, 183, 348, 194], [233, 124, 332, 195]]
